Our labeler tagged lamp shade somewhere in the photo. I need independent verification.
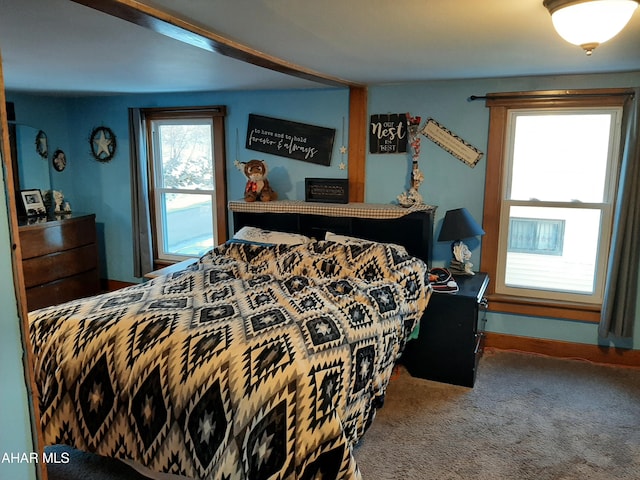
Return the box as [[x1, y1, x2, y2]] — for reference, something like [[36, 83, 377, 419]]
[[438, 208, 485, 242], [543, 0, 639, 55]]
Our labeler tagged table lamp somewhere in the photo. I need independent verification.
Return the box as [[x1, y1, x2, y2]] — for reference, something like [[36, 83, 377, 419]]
[[438, 208, 485, 276]]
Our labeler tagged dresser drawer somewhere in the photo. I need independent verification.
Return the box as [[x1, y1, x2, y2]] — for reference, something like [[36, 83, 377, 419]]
[[20, 216, 96, 259], [26, 269, 101, 311], [22, 243, 98, 288]]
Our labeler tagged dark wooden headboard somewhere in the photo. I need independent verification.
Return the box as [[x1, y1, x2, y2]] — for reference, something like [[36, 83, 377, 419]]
[[231, 204, 435, 267]]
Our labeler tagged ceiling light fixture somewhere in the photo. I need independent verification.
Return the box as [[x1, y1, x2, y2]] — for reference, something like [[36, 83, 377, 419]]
[[543, 0, 639, 55]]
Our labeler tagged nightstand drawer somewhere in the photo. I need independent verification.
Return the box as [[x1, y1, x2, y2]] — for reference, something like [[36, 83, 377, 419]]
[[474, 332, 484, 355]]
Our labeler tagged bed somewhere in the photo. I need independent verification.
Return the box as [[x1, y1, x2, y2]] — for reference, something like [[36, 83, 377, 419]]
[[29, 202, 434, 480]]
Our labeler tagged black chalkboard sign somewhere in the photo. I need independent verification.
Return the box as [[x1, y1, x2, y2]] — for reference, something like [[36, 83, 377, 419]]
[[246, 114, 335, 166], [369, 113, 408, 154], [305, 178, 349, 204]]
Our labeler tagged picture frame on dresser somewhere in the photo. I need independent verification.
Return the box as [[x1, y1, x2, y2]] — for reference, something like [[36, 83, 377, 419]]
[[19, 188, 46, 217]]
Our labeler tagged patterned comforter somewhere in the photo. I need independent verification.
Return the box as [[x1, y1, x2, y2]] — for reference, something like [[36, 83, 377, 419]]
[[29, 240, 430, 480]]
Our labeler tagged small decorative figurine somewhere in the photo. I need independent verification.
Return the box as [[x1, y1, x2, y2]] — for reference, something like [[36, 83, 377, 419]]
[[44, 190, 65, 213], [451, 242, 475, 275]]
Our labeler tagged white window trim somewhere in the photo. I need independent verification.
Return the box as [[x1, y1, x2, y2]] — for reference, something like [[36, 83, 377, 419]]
[[149, 115, 219, 263], [494, 107, 623, 304]]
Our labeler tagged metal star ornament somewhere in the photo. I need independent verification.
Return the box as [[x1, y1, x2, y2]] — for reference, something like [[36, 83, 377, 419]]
[[234, 159, 246, 172], [94, 131, 111, 156], [338, 117, 348, 171], [89, 126, 117, 162]]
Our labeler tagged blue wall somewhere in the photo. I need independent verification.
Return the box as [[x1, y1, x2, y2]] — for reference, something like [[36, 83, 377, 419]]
[[6, 71, 640, 355]]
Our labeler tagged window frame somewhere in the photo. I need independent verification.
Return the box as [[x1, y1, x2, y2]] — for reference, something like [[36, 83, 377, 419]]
[[480, 89, 631, 322], [144, 106, 228, 266]]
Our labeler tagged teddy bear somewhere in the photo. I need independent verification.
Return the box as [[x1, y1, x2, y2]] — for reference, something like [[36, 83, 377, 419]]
[[242, 159, 278, 202]]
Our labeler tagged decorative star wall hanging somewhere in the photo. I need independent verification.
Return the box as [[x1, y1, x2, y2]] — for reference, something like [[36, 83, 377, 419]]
[[89, 126, 117, 162], [338, 117, 347, 171]]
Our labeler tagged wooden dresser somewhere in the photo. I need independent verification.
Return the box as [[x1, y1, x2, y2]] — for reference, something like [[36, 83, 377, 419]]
[[19, 213, 101, 311]]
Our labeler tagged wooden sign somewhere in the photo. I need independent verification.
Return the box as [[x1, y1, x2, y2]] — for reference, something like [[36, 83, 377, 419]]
[[369, 113, 408, 154], [421, 118, 484, 167], [246, 114, 335, 166]]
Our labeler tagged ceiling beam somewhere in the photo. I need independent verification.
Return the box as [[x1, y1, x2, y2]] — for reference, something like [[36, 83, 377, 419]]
[[69, 0, 369, 202], [69, 0, 362, 89]]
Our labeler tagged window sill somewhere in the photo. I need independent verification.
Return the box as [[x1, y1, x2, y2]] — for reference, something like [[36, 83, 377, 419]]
[[487, 294, 601, 323], [146, 258, 198, 279]]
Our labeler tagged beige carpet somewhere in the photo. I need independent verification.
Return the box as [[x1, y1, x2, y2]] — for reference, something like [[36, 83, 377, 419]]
[[354, 349, 640, 480], [46, 349, 640, 480]]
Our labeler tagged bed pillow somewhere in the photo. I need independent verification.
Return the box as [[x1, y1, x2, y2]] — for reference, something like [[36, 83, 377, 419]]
[[325, 231, 408, 254], [225, 238, 275, 247], [325, 231, 371, 244], [233, 226, 312, 245]]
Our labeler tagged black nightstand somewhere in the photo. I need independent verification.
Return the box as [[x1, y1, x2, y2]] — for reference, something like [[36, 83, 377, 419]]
[[402, 272, 489, 387]]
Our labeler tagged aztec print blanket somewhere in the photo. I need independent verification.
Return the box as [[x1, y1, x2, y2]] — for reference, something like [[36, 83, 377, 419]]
[[29, 240, 430, 480]]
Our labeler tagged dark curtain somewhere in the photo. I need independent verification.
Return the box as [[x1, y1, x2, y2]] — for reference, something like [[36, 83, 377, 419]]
[[599, 89, 640, 339], [129, 108, 153, 278]]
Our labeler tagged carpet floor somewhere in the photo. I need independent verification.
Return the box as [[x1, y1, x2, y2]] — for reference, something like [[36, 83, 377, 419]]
[[354, 349, 640, 480], [46, 349, 640, 480]]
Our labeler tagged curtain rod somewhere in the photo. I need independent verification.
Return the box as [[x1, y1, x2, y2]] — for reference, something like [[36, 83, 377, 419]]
[[468, 91, 634, 102]]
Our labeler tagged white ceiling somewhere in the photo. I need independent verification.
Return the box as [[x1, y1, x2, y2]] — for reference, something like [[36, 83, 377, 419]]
[[1, 0, 639, 95]]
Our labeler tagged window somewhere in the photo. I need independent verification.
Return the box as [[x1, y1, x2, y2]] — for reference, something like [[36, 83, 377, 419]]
[[508, 218, 565, 256], [145, 107, 227, 263], [481, 90, 629, 321]]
